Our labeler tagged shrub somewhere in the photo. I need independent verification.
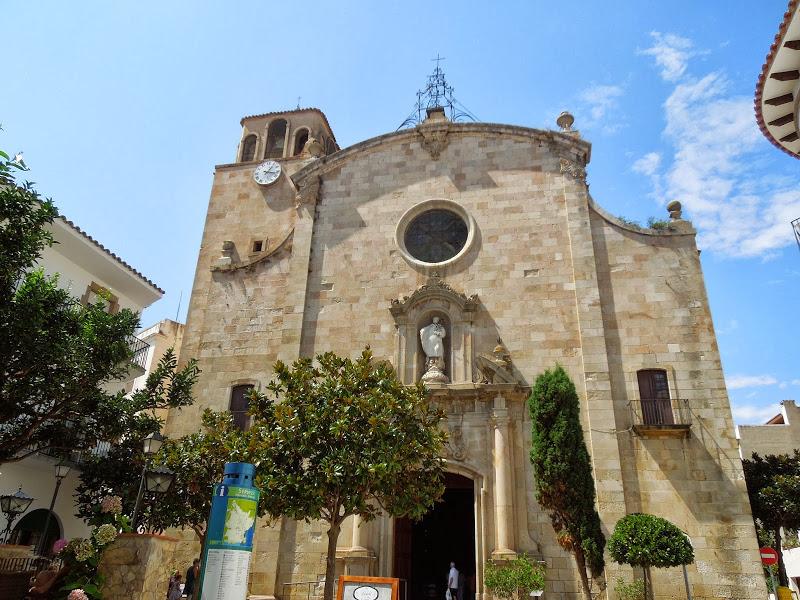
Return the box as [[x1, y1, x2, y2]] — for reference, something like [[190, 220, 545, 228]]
[[484, 555, 545, 599], [614, 578, 645, 600]]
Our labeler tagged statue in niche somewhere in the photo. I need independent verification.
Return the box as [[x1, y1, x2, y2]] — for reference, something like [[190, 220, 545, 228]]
[[420, 317, 449, 383]]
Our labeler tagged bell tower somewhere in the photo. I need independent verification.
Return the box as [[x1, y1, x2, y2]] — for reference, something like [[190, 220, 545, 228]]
[[236, 107, 338, 163]]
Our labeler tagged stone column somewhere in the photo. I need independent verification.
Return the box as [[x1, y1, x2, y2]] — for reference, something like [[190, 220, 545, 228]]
[[337, 514, 376, 576], [491, 394, 516, 559], [351, 514, 365, 551]]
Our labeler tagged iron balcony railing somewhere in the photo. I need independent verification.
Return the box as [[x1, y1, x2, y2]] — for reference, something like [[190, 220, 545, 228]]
[[128, 335, 149, 371], [630, 398, 692, 429]]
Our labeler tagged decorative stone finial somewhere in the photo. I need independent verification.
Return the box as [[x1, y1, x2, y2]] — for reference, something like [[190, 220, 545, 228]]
[[556, 111, 575, 132], [667, 200, 682, 220]]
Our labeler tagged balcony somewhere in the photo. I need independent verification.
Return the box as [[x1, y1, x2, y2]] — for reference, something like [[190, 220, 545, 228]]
[[128, 335, 149, 373], [630, 398, 692, 438]]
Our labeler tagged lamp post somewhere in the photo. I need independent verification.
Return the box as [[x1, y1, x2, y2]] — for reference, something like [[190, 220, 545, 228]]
[[0, 487, 35, 544], [131, 431, 167, 531], [36, 460, 71, 556]]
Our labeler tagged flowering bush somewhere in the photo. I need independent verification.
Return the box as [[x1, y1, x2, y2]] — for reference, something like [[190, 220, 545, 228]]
[[99, 495, 122, 515], [93, 524, 118, 547], [59, 495, 132, 600]]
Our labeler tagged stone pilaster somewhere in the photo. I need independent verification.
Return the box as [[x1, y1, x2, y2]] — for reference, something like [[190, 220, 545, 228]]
[[491, 394, 516, 559]]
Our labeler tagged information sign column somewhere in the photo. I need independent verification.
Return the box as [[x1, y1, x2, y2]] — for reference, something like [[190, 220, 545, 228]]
[[198, 462, 260, 600]]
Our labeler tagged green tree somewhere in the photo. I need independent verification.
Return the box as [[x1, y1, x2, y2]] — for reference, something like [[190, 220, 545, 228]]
[[75, 349, 201, 529], [248, 348, 447, 600], [528, 365, 605, 600], [742, 451, 800, 587], [0, 149, 197, 463], [607, 513, 694, 600]]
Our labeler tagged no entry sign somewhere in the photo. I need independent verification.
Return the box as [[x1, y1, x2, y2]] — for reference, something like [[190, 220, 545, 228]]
[[760, 546, 779, 566]]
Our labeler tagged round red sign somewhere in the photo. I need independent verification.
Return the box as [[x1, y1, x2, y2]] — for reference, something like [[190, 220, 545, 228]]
[[760, 546, 779, 566]]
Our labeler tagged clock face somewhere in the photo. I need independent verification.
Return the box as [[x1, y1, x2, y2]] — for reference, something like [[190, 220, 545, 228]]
[[253, 160, 281, 186]]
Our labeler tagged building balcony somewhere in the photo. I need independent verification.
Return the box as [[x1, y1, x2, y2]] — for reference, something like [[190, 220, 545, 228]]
[[128, 335, 149, 374], [630, 398, 692, 438]]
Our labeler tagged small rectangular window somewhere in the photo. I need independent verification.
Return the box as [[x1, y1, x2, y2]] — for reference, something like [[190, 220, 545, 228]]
[[252, 240, 263, 253], [230, 384, 254, 431]]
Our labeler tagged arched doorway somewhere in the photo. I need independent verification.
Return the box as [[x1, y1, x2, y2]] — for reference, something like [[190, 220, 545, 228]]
[[11, 508, 62, 555], [394, 473, 476, 600]]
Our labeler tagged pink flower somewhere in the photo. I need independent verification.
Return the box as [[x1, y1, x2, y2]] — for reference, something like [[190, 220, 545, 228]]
[[67, 589, 89, 600], [52, 538, 68, 554], [100, 495, 123, 515]]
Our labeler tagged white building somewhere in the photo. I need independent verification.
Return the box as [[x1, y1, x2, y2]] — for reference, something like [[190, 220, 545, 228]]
[[0, 215, 163, 553]]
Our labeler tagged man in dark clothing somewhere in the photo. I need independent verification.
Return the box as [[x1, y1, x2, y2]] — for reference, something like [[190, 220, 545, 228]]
[[184, 558, 200, 599]]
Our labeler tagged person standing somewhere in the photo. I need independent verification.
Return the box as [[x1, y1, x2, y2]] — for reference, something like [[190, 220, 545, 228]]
[[184, 558, 200, 600], [447, 562, 459, 600]]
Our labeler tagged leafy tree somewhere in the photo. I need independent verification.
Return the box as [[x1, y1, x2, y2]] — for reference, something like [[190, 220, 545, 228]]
[[74, 349, 200, 524], [742, 451, 800, 587], [607, 513, 694, 600], [153, 408, 267, 544], [248, 348, 447, 600], [0, 148, 198, 464], [528, 365, 605, 600], [484, 555, 545, 600]]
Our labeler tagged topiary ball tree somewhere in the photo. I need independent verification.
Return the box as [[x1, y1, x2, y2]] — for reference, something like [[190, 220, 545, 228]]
[[608, 513, 694, 600]]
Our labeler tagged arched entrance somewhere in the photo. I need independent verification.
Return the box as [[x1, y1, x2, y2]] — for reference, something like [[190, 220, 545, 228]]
[[11, 508, 62, 555], [394, 473, 476, 600]]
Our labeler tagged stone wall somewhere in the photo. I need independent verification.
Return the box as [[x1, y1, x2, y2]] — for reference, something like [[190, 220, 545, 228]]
[[166, 115, 766, 599], [99, 533, 177, 600]]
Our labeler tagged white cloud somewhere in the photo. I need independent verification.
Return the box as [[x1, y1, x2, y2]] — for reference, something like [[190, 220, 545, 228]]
[[792, 379, 800, 386], [639, 32, 696, 82], [716, 319, 739, 335], [732, 402, 782, 425], [577, 84, 625, 133], [632, 152, 661, 177], [637, 34, 800, 258], [726, 374, 778, 390]]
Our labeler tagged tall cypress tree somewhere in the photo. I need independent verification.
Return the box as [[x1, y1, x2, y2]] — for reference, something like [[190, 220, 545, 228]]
[[528, 365, 605, 600]]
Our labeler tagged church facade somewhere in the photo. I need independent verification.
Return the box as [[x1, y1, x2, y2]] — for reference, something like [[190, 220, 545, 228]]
[[166, 102, 765, 599]]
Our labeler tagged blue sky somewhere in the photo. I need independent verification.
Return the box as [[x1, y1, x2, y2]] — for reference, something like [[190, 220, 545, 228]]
[[1, 1, 798, 424]]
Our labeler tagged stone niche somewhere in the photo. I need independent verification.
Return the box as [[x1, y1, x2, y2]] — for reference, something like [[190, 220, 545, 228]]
[[389, 276, 478, 385]]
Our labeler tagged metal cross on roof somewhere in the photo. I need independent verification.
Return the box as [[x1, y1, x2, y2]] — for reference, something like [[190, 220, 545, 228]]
[[398, 56, 479, 129]]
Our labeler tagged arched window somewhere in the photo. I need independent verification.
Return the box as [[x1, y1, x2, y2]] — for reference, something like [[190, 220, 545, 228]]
[[636, 369, 673, 425], [325, 137, 337, 156], [241, 134, 257, 162], [265, 119, 288, 159], [293, 128, 309, 156], [230, 384, 254, 430]]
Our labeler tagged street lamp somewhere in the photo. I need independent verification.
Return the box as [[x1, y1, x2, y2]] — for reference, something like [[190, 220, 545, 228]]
[[0, 487, 35, 544], [131, 431, 168, 530], [36, 460, 71, 556]]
